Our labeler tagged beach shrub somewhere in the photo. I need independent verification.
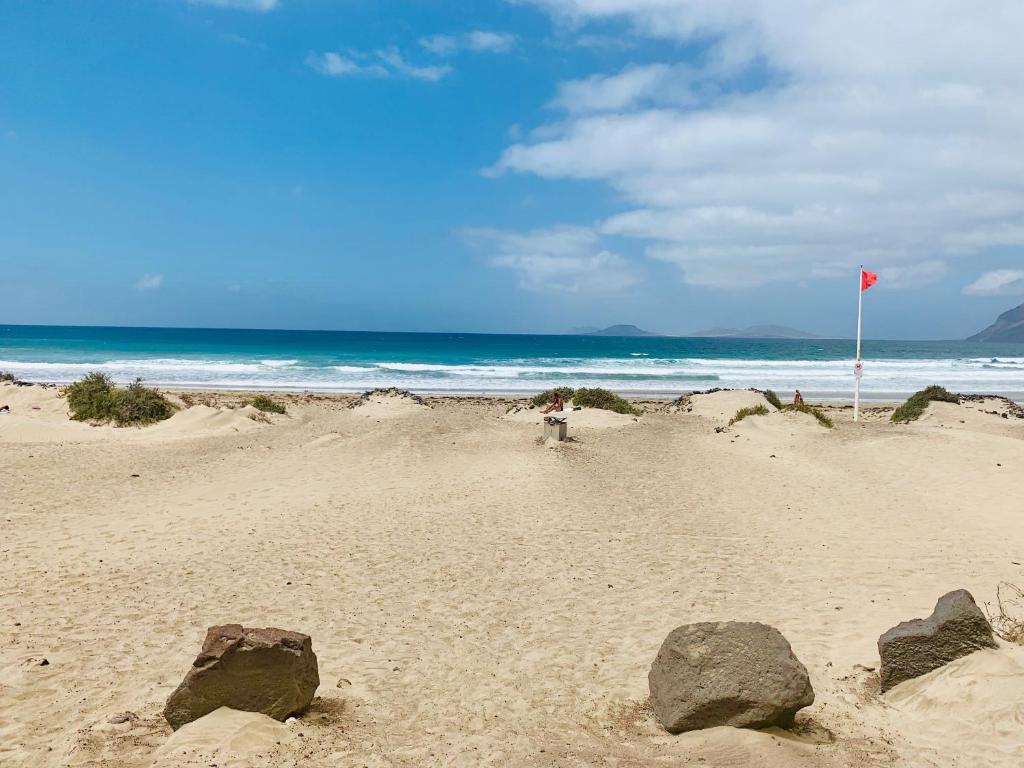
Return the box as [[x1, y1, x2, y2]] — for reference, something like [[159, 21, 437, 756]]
[[729, 404, 769, 425], [784, 402, 834, 428], [250, 394, 286, 414], [109, 379, 176, 425], [529, 387, 576, 408], [0, 371, 16, 383], [763, 389, 783, 409], [65, 372, 118, 422], [65, 373, 175, 426], [891, 385, 959, 423], [572, 387, 641, 415]]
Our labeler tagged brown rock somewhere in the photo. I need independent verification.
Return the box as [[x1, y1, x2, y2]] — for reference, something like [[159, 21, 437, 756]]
[[649, 621, 814, 734], [878, 589, 997, 692], [163, 624, 319, 730]]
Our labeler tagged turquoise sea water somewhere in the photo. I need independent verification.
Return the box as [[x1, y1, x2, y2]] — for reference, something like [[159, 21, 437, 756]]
[[2, 324, 1023, 401]]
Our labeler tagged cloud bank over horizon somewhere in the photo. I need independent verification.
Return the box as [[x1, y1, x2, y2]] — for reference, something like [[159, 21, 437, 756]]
[[488, 1, 1024, 292]]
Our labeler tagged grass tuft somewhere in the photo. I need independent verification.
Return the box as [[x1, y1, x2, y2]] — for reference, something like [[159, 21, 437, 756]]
[[64, 373, 175, 427], [984, 583, 1024, 644], [529, 387, 576, 408], [250, 394, 286, 414], [891, 385, 959, 423], [784, 402, 834, 428], [571, 387, 641, 415], [763, 389, 783, 409], [729, 404, 769, 425], [0, 371, 17, 383]]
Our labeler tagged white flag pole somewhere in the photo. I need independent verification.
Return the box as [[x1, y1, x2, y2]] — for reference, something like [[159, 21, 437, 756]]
[[854, 265, 863, 422]]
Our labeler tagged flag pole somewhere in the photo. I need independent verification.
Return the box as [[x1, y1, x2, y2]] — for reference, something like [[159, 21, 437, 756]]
[[854, 265, 863, 422]]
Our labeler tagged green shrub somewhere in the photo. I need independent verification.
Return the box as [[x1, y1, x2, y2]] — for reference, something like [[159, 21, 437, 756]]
[[891, 385, 959, 423], [729, 404, 769, 425], [529, 387, 576, 408], [0, 371, 16, 383], [65, 373, 175, 426], [109, 378, 176, 425], [571, 387, 640, 415], [65, 372, 117, 422], [251, 394, 286, 414], [784, 402, 834, 428], [763, 389, 783, 409]]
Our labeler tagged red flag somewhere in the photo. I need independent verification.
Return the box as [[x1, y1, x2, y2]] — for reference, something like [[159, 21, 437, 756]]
[[861, 269, 878, 292]]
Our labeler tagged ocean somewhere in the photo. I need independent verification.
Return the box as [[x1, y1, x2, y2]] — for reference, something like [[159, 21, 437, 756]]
[[2, 324, 1023, 401]]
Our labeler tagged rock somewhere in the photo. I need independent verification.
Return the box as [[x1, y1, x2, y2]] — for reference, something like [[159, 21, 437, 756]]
[[878, 589, 997, 692], [163, 625, 319, 730], [108, 711, 137, 724], [648, 622, 814, 734]]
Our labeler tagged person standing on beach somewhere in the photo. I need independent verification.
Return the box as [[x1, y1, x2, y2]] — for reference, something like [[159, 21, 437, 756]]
[[793, 389, 804, 405]]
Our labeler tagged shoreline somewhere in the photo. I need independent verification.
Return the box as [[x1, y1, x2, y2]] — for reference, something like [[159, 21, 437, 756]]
[[4, 379, 1019, 408]]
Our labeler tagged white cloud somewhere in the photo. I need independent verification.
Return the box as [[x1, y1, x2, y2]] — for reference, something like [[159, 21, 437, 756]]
[[376, 47, 452, 81], [962, 269, 1024, 297], [878, 261, 947, 290], [136, 274, 164, 291], [495, 1, 1024, 288], [463, 225, 639, 295], [306, 52, 389, 79], [307, 47, 450, 82], [552, 64, 699, 113], [420, 31, 517, 56], [188, 0, 278, 11]]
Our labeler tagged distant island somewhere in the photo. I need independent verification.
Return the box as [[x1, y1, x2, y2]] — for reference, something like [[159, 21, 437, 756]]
[[967, 302, 1024, 342], [584, 324, 659, 337], [688, 324, 821, 339]]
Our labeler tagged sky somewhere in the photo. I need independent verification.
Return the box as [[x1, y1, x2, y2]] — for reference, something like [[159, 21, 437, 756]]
[[2, 0, 1023, 339]]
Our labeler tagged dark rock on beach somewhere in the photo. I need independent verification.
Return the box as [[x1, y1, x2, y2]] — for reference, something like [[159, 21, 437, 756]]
[[163, 624, 320, 730], [878, 589, 997, 692], [648, 621, 814, 734]]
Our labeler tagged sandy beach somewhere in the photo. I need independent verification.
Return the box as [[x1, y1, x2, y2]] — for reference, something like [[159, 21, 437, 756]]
[[2, 382, 1023, 767]]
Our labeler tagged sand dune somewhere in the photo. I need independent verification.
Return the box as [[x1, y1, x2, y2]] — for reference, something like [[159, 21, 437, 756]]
[[1, 388, 1023, 767], [350, 390, 431, 420], [0, 383, 279, 446], [151, 708, 295, 767], [685, 389, 775, 422], [141, 404, 267, 438], [502, 401, 640, 430]]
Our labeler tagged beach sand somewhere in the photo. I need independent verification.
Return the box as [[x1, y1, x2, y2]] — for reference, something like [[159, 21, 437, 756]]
[[2, 382, 1023, 767]]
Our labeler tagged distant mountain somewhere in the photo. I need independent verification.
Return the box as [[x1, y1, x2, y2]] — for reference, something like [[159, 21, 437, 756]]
[[689, 324, 821, 339], [967, 303, 1024, 342], [570, 326, 600, 335], [585, 324, 659, 337]]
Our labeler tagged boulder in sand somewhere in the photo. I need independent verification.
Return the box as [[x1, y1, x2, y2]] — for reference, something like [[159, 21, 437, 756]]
[[878, 589, 997, 692], [164, 624, 319, 730], [648, 621, 814, 734]]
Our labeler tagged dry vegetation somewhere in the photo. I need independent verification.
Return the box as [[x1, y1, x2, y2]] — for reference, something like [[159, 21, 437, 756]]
[[984, 582, 1024, 644]]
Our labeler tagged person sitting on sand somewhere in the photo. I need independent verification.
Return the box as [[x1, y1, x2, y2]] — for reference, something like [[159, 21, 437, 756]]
[[793, 389, 804, 406], [541, 393, 564, 415]]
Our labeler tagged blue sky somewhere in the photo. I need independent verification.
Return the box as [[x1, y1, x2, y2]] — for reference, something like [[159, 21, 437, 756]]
[[2, 0, 1023, 339]]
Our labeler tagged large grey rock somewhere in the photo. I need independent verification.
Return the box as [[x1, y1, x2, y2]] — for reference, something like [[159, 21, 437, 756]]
[[878, 589, 997, 692], [163, 625, 320, 730], [648, 622, 814, 734]]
